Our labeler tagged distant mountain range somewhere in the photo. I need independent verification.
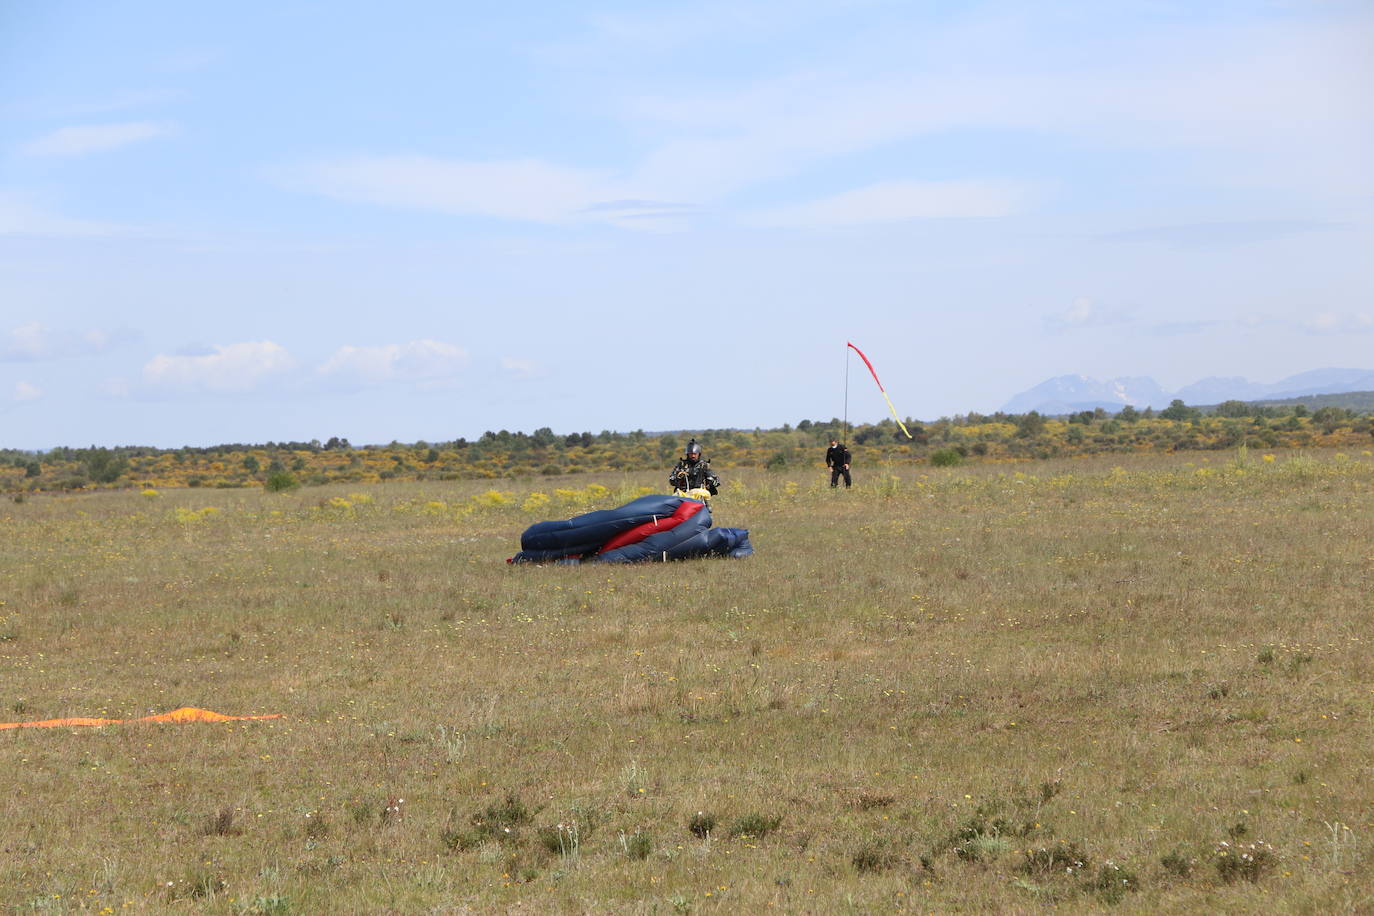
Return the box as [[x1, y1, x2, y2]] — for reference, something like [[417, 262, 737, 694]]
[[1002, 368, 1374, 415]]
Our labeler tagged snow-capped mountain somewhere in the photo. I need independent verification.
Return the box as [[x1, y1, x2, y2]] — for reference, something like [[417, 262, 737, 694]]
[[1002, 369, 1374, 415], [1176, 369, 1374, 405], [1001, 375, 1171, 415]]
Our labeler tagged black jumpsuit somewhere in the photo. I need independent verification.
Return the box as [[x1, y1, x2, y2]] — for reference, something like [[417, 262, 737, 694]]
[[826, 443, 852, 488]]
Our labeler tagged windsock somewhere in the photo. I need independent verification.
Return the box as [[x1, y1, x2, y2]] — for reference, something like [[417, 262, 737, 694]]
[[848, 341, 913, 438]]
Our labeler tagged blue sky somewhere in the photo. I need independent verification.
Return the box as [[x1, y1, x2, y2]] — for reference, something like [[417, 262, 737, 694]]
[[2, 0, 1371, 448]]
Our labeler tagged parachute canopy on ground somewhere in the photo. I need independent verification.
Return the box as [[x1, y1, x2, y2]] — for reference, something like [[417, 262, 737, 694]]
[[510, 494, 752, 564]]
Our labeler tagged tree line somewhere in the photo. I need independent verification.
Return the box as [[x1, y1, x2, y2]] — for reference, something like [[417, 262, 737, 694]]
[[3, 401, 1372, 493]]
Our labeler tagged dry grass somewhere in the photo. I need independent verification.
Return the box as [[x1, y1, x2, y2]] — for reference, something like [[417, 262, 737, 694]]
[[1, 450, 1371, 913]]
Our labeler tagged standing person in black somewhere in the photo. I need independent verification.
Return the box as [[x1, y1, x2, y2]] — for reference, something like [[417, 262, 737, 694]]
[[826, 439, 852, 488]]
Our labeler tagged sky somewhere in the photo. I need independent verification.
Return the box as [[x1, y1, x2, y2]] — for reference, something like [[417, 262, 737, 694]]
[[2, 0, 1372, 449]]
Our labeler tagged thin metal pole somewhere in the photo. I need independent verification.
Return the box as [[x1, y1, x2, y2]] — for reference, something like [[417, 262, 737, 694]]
[[843, 343, 850, 443]]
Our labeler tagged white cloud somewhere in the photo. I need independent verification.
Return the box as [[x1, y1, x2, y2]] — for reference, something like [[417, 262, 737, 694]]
[[615, 12, 1374, 201], [142, 341, 296, 393], [5, 322, 58, 360], [0, 190, 126, 237], [1302, 311, 1374, 335], [1044, 297, 1132, 332], [279, 156, 626, 226], [277, 9, 1374, 230], [500, 357, 539, 379], [743, 180, 1032, 229], [100, 377, 132, 398], [279, 155, 703, 231], [1059, 298, 1096, 327], [318, 339, 469, 385], [581, 199, 697, 232], [161, 49, 222, 73], [584, 2, 802, 51], [63, 88, 188, 117], [623, 73, 987, 202], [13, 381, 42, 402], [21, 121, 177, 157], [2, 322, 130, 361]]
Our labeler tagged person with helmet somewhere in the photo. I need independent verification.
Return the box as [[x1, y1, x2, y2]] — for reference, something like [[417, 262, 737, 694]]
[[669, 438, 720, 495], [826, 438, 852, 488]]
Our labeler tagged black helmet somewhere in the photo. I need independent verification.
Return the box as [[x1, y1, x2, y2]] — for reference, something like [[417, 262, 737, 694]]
[[685, 439, 702, 463]]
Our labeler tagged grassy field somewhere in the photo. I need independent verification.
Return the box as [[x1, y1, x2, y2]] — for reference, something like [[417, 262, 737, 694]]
[[2, 449, 1371, 913]]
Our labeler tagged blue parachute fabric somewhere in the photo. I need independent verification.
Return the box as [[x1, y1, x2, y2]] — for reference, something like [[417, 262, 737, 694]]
[[511, 494, 753, 564], [516, 494, 682, 562], [709, 527, 754, 558], [598, 523, 753, 563]]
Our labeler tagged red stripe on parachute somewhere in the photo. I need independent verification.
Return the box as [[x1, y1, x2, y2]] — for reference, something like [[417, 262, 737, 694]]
[[598, 499, 704, 554]]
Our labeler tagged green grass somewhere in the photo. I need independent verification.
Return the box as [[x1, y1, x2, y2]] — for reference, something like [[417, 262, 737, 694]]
[[1, 451, 1372, 912]]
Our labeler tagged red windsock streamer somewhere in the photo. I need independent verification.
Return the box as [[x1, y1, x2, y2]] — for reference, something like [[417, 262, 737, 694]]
[[847, 342, 913, 438]]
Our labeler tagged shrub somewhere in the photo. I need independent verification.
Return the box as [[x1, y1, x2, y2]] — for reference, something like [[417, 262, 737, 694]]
[[766, 450, 792, 471], [1016, 411, 1047, 437], [522, 492, 551, 513], [204, 805, 241, 836], [1086, 861, 1139, 903], [347, 798, 375, 825], [472, 794, 530, 842], [945, 814, 1022, 861], [1214, 841, 1276, 883], [1161, 399, 1200, 421], [474, 490, 514, 508], [537, 822, 581, 856], [728, 813, 782, 838], [852, 840, 898, 872], [1160, 847, 1196, 878], [687, 811, 717, 838], [958, 833, 1012, 862], [855, 793, 894, 810], [622, 831, 652, 860], [304, 811, 330, 839], [248, 895, 290, 915], [84, 448, 128, 483], [444, 794, 533, 850], [1021, 841, 1089, 875], [929, 448, 964, 467], [265, 470, 300, 492]]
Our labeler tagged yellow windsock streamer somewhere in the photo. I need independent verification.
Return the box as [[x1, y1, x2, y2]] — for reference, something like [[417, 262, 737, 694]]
[[0, 706, 283, 730], [847, 342, 913, 438]]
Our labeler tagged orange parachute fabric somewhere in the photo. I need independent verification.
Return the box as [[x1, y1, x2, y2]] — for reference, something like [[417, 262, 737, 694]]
[[0, 706, 282, 730]]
